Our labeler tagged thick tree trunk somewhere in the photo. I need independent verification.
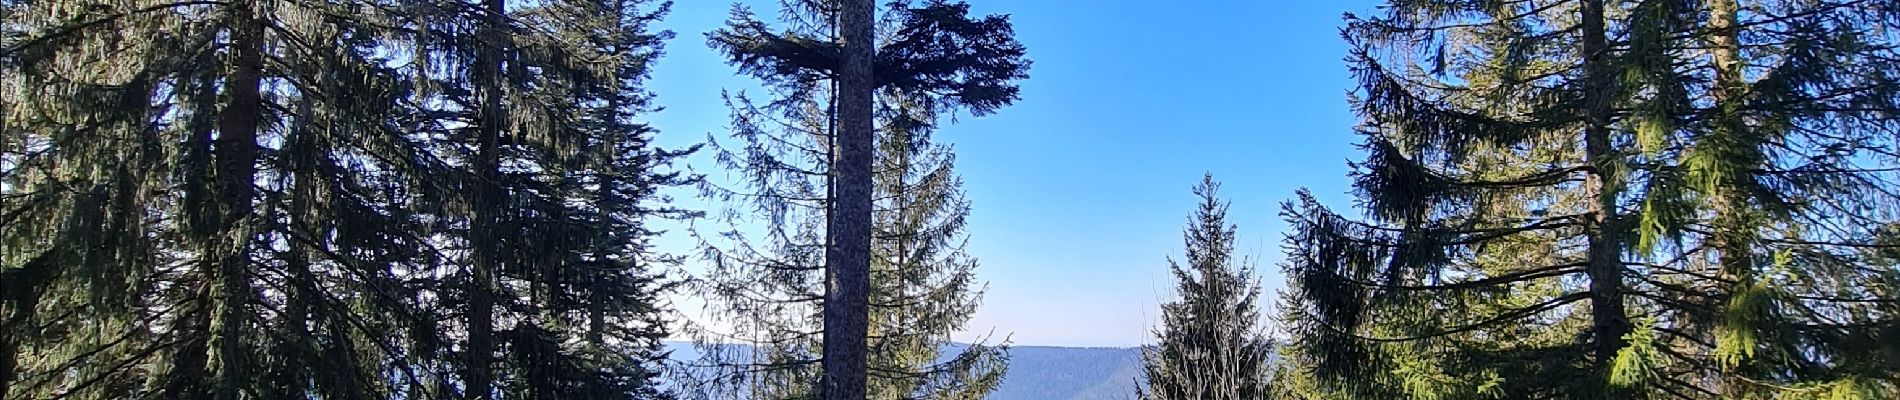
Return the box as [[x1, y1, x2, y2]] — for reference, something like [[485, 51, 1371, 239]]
[[210, 3, 265, 398], [1706, 0, 1749, 276], [823, 0, 874, 398], [1580, 0, 1631, 396], [466, 0, 506, 397], [1706, 0, 1753, 394]]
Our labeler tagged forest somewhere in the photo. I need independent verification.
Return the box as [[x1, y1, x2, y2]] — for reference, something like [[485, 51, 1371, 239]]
[[3, 0, 1898, 399]]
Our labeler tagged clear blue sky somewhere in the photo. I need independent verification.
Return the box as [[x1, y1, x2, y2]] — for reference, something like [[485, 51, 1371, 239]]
[[646, 0, 1376, 347]]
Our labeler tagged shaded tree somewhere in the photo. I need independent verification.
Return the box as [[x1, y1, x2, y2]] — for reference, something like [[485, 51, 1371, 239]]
[[2, 0, 691, 397], [4, 0, 442, 398]]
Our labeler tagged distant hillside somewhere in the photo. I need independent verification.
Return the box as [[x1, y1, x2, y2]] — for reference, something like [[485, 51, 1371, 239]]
[[662, 342, 1145, 399], [988, 346, 1142, 400]]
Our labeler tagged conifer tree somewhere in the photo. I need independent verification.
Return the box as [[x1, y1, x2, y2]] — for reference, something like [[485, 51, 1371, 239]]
[[686, 1, 1025, 398], [1139, 175, 1272, 400], [4, 0, 691, 397], [1275, 0, 1900, 398], [1616, 0, 1900, 396], [5, 1, 441, 398], [485, 0, 694, 398], [1276, 0, 1655, 397], [866, 87, 1008, 399], [408, 0, 690, 396]]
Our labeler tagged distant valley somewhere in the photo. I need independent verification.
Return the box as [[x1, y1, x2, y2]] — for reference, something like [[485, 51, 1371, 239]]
[[664, 342, 1144, 400]]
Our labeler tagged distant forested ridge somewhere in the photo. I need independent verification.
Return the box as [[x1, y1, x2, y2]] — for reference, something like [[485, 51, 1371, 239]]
[[666, 342, 1151, 400]]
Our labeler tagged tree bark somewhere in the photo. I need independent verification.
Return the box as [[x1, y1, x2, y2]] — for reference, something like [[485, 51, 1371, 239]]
[[210, 3, 265, 398], [1706, 0, 1753, 394], [823, 0, 874, 398], [1706, 0, 1749, 276], [1580, 0, 1631, 396], [466, 0, 505, 397]]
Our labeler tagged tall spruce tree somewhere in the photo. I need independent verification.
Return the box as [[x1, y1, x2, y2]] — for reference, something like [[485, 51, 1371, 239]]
[[686, 1, 1025, 398], [866, 87, 1008, 398], [408, 0, 691, 396], [1139, 175, 1272, 400], [4, 0, 446, 398], [1275, 0, 1900, 399], [1618, 0, 1900, 397], [3, 0, 690, 397], [487, 0, 694, 398], [1275, 0, 1658, 397]]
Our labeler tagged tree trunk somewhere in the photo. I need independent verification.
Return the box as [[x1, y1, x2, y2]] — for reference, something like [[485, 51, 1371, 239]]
[[823, 0, 874, 398], [1580, 0, 1631, 396], [1706, 0, 1748, 275], [463, 0, 509, 396], [1706, 0, 1753, 394], [282, 102, 322, 397], [465, 0, 505, 396], [211, 3, 266, 398], [466, 0, 505, 396], [586, 128, 613, 400]]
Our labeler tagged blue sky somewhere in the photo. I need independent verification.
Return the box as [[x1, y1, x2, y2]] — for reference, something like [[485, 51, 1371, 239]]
[[646, 0, 1376, 347]]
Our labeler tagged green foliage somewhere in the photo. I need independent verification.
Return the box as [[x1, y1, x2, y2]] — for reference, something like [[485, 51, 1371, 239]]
[[2, 0, 690, 398], [683, 1, 1026, 399], [1138, 175, 1272, 400], [1609, 319, 1664, 391], [1276, 0, 1900, 399]]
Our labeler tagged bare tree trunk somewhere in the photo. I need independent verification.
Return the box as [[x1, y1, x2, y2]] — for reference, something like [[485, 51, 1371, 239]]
[[1579, 0, 1630, 397], [211, 3, 266, 398], [467, 0, 506, 396], [823, 0, 874, 398]]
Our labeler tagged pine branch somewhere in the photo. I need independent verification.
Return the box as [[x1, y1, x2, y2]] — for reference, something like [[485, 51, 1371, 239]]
[[2, 0, 230, 57], [1321, 261, 1585, 292], [1315, 292, 1588, 343]]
